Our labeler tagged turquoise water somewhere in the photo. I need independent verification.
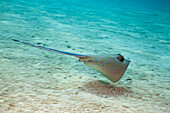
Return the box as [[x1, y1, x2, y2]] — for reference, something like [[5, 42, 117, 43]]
[[0, 0, 169, 112]]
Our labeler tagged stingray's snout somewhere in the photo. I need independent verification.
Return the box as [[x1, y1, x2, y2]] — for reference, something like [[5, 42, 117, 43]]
[[117, 54, 124, 62]]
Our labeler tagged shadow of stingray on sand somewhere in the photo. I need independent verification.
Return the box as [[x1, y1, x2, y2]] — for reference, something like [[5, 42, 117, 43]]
[[81, 80, 133, 97]]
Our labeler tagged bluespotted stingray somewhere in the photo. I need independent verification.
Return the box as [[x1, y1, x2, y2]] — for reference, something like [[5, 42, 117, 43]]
[[12, 39, 130, 83]]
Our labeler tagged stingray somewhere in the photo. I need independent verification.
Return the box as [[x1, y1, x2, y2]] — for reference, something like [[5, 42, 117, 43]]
[[12, 39, 131, 83]]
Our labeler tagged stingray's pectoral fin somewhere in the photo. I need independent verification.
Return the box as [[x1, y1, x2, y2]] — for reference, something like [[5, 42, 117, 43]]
[[83, 56, 131, 82]]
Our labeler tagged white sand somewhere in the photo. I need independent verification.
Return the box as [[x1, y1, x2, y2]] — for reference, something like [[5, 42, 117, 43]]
[[0, 36, 169, 112]]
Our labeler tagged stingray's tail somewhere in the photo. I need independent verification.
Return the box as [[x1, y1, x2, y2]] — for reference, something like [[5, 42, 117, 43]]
[[12, 39, 86, 58]]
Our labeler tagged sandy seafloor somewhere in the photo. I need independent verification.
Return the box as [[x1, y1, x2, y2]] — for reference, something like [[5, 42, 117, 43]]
[[0, 0, 170, 112]]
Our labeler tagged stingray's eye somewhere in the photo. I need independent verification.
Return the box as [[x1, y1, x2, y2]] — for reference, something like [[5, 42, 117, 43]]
[[117, 54, 124, 62]]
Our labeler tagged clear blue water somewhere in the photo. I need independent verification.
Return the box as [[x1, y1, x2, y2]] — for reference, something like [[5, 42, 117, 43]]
[[0, 0, 169, 112]]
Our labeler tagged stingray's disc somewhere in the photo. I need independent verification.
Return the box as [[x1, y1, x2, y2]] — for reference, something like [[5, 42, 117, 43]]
[[82, 55, 130, 82]]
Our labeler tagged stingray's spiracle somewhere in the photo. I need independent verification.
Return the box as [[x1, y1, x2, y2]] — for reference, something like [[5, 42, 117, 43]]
[[117, 54, 124, 61]]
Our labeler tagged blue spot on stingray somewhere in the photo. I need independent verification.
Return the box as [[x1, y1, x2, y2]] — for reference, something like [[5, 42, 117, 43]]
[[89, 60, 92, 62], [95, 59, 97, 61], [96, 61, 98, 63], [101, 62, 103, 64], [102, 65, 104, 67], [113, 61, 115, 63], [109, 62, 111, 64]]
